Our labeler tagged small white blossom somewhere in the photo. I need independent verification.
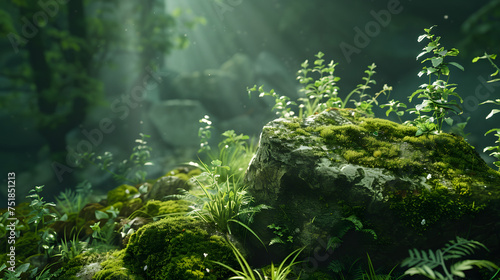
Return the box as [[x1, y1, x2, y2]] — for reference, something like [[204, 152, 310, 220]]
[[203, 253, 208, 258], [421, 219, 426, 226]]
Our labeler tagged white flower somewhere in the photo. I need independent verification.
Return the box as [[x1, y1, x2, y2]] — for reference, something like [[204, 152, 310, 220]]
[[144, 265, 148, 271], [206, 268, 210, 273], [421, 219, 426, 225], [426, 174, 432, 180], [203, 253, 208, 258]]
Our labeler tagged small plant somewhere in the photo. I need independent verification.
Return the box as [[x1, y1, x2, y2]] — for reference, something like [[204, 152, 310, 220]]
[[248, 51, 390, 120], [402, 236, 499, 279], [473, 52, 500, 169], [406, 26, 465, 136], [0, 263, 31, 280], [198, 116, 258, 181], [198, 114, 214, 154], [362, 254, 402, 280], [77, 133, 153, 184], [89, 207, 120, 250], [57, 227, 88, 262], [345, 63, 392, 117], [26, 185, 57, 234], [175, 159, 269, 235], [268, 223, 294, 245], [248, 85, 297, 118], [54, 180, 92, 216], [214, 241, 304, 280], [472, 52, 500, 83], [380, 98, 407, 124], [326, 215, 377, 251]]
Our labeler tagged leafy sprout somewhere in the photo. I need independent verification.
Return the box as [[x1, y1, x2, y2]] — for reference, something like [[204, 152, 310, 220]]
[[77, 133, 153, 184], [248, 51, 390, 120], [406, 26, 465, 136]]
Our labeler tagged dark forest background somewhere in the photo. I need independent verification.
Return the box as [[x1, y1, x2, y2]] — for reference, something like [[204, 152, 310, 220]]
[[1, 0, 499, 206]]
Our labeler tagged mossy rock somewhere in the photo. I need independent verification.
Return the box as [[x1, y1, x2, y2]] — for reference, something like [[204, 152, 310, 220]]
[[56, 251, 105, 280], [13, 231, 40, 262], [124, 216, 236, 280], [133, 199, 190, 218], [93, 249, 143, 280], [107, 185, 139, 206], [245, 109, 500, 268], [144, 176, 192, 202]]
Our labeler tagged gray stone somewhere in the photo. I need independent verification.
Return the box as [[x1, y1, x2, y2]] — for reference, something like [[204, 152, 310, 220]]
[[145, 176, 192, 201], [245, 109, 500, 266], [148, 99, 209, 148]]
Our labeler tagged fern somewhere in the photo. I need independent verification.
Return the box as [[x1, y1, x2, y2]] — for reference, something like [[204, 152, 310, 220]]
[[402, 237, 499, 279], [327, 215, 377, 251]]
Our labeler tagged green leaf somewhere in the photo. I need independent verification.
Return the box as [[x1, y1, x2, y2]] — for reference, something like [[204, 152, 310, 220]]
[[95, 210, 109, 220], [449, 62, 464, 71], [431, 57, 443, 67], [484, 128, 500, 136], [486, 109, 500, 119], [444, 117, 453, 126], [417, 34, 427, 42], [417, 51, 427, 60]]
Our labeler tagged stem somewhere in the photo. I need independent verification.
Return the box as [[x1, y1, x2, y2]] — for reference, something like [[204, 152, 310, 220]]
[[486, 52, 500, 74], [342, 88, 358, 109]]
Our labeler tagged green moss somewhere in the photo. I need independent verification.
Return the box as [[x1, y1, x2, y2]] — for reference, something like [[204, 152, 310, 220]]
[[124, 216, 236, 280], [93, 249, 143, 280], [14, 231, 39, 262], [187, 169, 202, 177], [343, 150, 366, 162], [164, 167, 202, 182], [107, 185, 139, 206], [57, 251, 104, 280], [133, 200, 190, 218], [388, 186, 484, 233]]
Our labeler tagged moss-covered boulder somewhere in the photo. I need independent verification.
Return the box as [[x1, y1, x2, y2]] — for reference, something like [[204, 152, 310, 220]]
[[144, 176, 192, 201], [93, 250, 142, 280], [124, 216, 237, 280], [133, 199, 191, 218], [107, 185, 139, 206], [245, 109, 500, 267]]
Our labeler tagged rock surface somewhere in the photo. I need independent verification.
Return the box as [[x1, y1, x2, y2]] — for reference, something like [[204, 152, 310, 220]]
[[245, 109, 500, 267], [148, 99, 209, 148]]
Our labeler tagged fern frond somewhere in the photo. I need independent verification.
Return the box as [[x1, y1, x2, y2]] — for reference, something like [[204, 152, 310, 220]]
[[327, 236, 343, 251], [442, 237, 488, 260], [405, 265, 446, 279], [269, 237, 284, 246], [361, 228, 378, 240], [450, 260, 499, 278], [401, 248, 442, 269], [344, 215, 363, 230], [328, 259, 345, 273]]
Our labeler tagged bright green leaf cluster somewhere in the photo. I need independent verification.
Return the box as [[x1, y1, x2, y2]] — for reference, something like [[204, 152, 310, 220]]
[[406, 26, 465, 136]]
